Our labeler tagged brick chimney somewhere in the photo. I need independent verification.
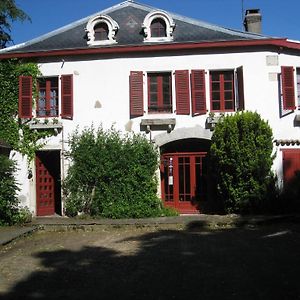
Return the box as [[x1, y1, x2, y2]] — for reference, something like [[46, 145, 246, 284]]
[[244, 9, 262, 34]]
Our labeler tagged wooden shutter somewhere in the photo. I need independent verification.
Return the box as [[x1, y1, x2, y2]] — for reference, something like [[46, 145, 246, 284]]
[[175, 70, 190, 115], [129, 71, 144, 118], [61, 74, 73, 119], [236, 66, 245, 111], [281, 66, 296, 110], [191, 70, 206, 116], [18, 76, 32, 118]]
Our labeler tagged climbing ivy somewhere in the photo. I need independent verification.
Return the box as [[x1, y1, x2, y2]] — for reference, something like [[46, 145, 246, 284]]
[[0, 58, 55, 161]]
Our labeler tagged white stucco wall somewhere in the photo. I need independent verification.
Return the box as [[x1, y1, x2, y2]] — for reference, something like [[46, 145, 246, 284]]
[[15, 49, 300, 214]]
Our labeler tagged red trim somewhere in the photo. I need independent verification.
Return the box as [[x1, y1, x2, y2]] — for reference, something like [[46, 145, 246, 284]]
[[281, 66, 296, 110], [18, 76, 32, 118], [0, 39, 296, 59], [130, 71, 144, 118], [191, 69, 206, 116], [61, 74, 73, 119], [175, 70, 190, 115]]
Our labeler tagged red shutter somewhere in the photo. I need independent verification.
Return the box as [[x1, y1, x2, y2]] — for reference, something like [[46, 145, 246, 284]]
[[191, 70, 206, 116], [129, 71, 144, 118], [281, 66, 296, 110], [175, 70, 190, 115], [236, 66, 245, 111], [18, 76, 32, 118], [61, 74, 73, 119]]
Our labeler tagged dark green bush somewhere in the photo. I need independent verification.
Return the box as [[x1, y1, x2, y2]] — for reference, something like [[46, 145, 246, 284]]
[[64, 126, 175, 218], [210, 111, 275, 214], [0, 155, 21, 225]]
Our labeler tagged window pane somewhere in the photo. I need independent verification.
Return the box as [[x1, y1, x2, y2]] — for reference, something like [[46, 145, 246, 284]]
[[225, 91, 233, 100], [212, 91, 220, 100], [224, 72, 233, 80], [94, 23, 109, 41], [225, 101, 233, 110], [211, 73, 220, 81], [212, 82, 220, 91], [224, 82, 232, 90], [212, 102, 220, 110], [150, 19, 166, 37]]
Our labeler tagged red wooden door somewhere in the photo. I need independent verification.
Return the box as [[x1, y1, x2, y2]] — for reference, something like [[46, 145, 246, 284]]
[[282, 149, 300, 183], [161, 152, 207, 213], [36, 155, 55, 216]]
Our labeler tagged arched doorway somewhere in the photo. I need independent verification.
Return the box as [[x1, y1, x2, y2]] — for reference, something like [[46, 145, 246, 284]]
[[160, 138, 210, 214]]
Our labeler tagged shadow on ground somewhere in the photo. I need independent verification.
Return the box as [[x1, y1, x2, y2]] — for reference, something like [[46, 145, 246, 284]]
[[1, 223, 300, 300]]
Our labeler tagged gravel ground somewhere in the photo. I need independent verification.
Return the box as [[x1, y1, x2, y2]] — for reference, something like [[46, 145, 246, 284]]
[[0, 223, 300, 300]]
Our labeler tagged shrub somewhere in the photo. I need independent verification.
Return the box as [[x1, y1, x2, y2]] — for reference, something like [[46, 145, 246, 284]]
[[210, 111, 275, 214], [0, 155, 20, 225], [64, 126, 174, 218]]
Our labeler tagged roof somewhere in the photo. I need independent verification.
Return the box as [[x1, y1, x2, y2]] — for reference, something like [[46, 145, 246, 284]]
[[0, 0, 298, 58]]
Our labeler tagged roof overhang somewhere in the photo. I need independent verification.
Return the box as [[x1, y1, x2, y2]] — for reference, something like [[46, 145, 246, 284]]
[[0, 38, 298, 60]]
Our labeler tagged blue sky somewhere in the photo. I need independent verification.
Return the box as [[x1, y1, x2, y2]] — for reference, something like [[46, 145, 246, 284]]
[[10, 0, 299, 45]]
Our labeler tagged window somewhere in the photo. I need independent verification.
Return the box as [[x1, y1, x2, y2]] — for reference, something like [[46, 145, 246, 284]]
[[148, 73, 172, 113], [19, 75, 73, 119], [210, 71, 235, 112], [150, 19, 167, 38], [297, 68, 300, 109], [94, 22, 109, 41], [37, 77, 58, 117], [85, 15, 119, 46], [129, 70, 207, 118], [142, 11, 175, 42]]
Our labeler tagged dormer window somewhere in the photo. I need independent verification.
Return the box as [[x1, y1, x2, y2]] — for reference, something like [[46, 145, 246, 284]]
[[94, 22, 109, 41], [85, 15, 119, 46], [150, 18, 167, 38], [142, 10, 175, 42]]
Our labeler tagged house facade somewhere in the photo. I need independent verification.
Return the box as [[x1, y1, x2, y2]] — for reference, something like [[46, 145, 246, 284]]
[[0, 1, 300, 215]]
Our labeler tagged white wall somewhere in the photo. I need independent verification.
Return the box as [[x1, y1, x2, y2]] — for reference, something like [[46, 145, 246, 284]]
[[15, 49, 300, 214]]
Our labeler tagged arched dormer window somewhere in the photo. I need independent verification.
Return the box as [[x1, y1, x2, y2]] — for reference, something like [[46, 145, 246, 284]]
[[94, 22, 109, 41], [150, 18, 167, 38], [85, 15, 119, 46], [142, 11, 175, 42]]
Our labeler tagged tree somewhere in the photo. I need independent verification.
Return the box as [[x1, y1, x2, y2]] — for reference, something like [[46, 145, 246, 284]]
[[0, 0, 30, 48], [210, 111, 275, 213], [64, 126, 177, 218]]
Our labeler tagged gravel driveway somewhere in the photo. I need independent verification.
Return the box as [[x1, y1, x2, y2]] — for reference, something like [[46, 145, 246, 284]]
[[0, 223, 300, 299]]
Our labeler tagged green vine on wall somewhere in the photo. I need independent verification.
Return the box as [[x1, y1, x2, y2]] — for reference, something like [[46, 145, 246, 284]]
[[0, 58, 55, 161]]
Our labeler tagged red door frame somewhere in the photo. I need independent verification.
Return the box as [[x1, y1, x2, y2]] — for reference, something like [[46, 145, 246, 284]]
[[161, 152, 207, 214], [35, 154, 56, 216]]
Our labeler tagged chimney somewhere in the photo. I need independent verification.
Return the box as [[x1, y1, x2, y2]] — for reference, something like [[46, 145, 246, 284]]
[[244, 9, 262, 34]]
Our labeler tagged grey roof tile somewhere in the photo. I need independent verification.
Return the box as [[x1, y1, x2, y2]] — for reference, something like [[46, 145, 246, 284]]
[[0, 0, 270, 55]]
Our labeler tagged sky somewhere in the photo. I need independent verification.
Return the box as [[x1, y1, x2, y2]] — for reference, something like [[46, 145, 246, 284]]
[[9, 0, 300, 46]]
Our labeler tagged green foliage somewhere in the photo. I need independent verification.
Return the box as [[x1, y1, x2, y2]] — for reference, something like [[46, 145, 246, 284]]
[[0, 59, 55, 161], [0, 0, 30, 48], [64, 126, 174, 219], [0, 154, 20, 225], [210, 111, 275, 214]]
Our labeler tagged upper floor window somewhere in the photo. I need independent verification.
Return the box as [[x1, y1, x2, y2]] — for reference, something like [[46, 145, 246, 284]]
[[150, 19, 167, 38], [142, 10, 175, 42], [148, 72, 172, 113], [85, 15, 119, 46], [19, 75, 73, 120], [210, 71, 235, 112], [94, 22, 109, 41], [37, 77, 59, 117]]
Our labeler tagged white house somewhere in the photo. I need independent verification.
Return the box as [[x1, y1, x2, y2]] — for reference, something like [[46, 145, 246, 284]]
[[0, 1, 299, 215]]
